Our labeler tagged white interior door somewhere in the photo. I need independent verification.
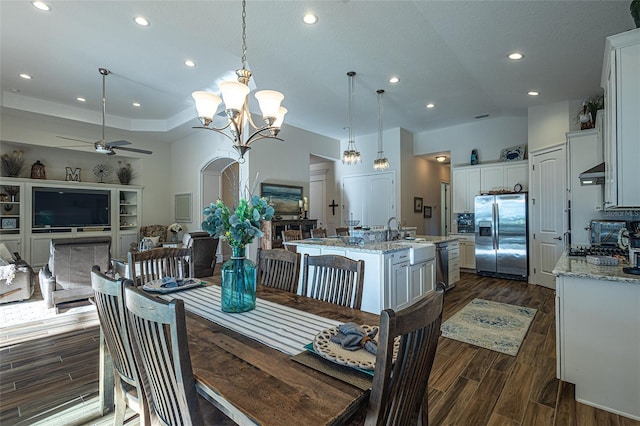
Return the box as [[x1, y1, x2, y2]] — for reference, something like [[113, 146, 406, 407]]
[[530, 145, 566, 289], [309, 177, 326, 228]]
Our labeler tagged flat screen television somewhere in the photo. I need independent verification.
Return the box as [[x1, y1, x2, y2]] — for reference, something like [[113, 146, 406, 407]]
[[33, 187, 110, 228]]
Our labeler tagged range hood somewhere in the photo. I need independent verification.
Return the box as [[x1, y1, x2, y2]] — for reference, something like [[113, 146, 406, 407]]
[[579, 162, 605, 185]]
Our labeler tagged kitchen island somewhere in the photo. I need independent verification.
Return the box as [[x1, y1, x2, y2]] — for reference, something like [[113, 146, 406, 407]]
[[289, 238, 436, 314], [553, 252, 640, 421]]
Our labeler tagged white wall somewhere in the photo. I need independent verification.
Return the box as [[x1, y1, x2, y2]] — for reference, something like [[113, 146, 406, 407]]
[[413, 115, 528, 166], [527, 99, 585, 153]]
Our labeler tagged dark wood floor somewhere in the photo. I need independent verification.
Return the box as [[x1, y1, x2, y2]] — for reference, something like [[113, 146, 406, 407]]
[[1, 272, 638, 425]]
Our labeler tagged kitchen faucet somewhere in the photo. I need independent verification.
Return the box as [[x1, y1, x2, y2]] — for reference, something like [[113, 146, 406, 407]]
[[387, 217, 401, 240]]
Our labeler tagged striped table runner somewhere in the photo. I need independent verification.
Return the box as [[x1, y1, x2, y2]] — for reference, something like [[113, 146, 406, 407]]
[[160, 286, 340, 356]]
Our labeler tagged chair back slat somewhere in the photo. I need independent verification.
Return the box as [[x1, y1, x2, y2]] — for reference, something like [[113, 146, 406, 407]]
[[365, 288, 444, 425], [257, 249, 301, 293], [128, 247, 193, 287], [310, 228, 327, 238], [281, 229, 303, 253], [301, 254, 364, 309], [91, 266, 149, 424], [125, 285, 202, 425]]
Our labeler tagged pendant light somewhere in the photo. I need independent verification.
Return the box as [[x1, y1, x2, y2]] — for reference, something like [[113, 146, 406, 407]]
[[374, 89, 390, 171], [342, 71, 361, 165]]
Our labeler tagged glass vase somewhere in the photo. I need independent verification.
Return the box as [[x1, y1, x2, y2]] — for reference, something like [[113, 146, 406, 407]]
[[221, 246, 256, 313]]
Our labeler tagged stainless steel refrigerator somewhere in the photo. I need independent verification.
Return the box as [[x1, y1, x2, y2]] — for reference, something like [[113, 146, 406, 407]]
[[475, 193, 528, 280]]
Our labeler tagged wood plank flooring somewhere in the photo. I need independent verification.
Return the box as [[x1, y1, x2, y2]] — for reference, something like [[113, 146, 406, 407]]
[[1, 272, 638, 425]]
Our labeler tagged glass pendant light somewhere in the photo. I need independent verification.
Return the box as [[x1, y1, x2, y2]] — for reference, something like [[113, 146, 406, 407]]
[[342, 71, 361, 165], [374, 89, 389, 171]]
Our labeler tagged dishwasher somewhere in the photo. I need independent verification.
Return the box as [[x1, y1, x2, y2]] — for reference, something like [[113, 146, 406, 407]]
[[435, 241, 454, 292]]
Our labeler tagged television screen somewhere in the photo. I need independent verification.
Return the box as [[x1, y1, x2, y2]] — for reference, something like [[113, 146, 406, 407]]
[[33, 187, 110, 228]]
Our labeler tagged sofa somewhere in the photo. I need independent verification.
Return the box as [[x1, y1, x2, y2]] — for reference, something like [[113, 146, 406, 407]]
[[39, 236, 112, 310], [182, 231, 219, 278], [0, 244, 34, 304]]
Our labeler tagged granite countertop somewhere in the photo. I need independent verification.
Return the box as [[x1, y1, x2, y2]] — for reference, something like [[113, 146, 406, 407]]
[[553, 251, 640, 284], [288, 237, 434, 254]]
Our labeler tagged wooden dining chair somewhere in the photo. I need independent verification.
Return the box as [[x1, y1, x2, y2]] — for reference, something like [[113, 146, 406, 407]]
[[365, 285, 445, 425], [335, 227, 349, 236], [124, 285, 233, 426], [90, 266, 150, 426], [281, 229, 303, 252], [310, 227, 327, 238], [257, 248, 301, 293], [127, 247, 193, 287], [301, 254, 365, 309]]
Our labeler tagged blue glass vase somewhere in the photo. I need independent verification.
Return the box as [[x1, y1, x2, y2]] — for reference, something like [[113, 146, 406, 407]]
[[221, 246, 256, 313]]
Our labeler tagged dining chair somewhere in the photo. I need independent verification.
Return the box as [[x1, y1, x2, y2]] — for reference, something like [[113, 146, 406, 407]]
[[335, 227, 349, 236], [124, 285, 234, 425], [365, 284, 445, 425], [90, 266, 150, 426], [281, 229, 303, 252], [257, 248, 301, 293], [310, 227, 327, 238], [127, 247, 193, 287], [301, 254, 365, 309]]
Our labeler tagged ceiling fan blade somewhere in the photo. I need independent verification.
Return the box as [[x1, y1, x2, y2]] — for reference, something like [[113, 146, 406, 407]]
[[56, 135, 95, 144], [106, 140, 131, 147], [114, 146, 153, 155]]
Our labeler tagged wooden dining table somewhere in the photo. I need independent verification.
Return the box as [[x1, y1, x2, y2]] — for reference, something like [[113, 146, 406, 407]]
[[99, 280, 380, 425]]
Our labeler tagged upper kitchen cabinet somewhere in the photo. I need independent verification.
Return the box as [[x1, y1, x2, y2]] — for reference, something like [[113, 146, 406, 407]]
[[601, 28, 640, 208], [452, 167, 480, 213], [453, 161, 528, 214], [480, 161, 528, 194]]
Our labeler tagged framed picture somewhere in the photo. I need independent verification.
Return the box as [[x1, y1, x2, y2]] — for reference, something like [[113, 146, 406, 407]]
[[414, 197, 423, 213], [175, 193, 192, 222], [261, 183, 303, 215], [500, 144, 526, 162], [1, 218, 17, 229], [423, 206, 432, 218]]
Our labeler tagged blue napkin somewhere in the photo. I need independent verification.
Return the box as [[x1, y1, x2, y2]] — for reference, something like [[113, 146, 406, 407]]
[[161, 277, 180, 288], [330, 323, 378, 355]]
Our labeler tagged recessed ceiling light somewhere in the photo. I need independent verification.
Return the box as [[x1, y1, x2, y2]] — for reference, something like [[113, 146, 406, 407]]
[[528, 91, 540, 96], [76, 97, 86, 102], [19, 73, 32, 80], [10, 89, 20, 93], [426, 103, 435, 109], [134, 16, 150, 26], [132, 102, 141, 107], [31, 1, 51, 12], [436, 156, 446, 162], [508, 52, 524, 60], [389, 77, 399, 84], [184, 59, 195, 67], [303, 13, 317, 24]]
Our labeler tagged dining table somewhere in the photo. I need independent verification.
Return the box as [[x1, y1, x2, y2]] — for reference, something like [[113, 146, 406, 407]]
[[99, 279, 381, 425]]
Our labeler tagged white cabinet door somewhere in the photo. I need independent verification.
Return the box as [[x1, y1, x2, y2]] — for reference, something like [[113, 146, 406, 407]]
[[480, 165, 504, 193], [452, 168, 468, 213], [391, 261, 411, 311], [504, 162, 528, 192], [452, 168, 480, 213], [602, 29, 640, 208], [462, 241, 476, 269], [118, 232, 138, 259]]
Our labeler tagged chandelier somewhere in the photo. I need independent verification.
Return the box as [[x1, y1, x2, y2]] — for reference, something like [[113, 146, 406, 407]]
[[191, 0, 287, 162], [374, 89, 389, 171], [342, 71, 361, 165]]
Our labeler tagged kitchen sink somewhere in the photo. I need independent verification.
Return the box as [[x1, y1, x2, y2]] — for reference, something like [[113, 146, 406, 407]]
[[393, 241, 436, 264]]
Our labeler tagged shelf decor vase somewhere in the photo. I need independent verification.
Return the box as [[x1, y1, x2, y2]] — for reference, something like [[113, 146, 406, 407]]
[[221, 247, 256, 313]]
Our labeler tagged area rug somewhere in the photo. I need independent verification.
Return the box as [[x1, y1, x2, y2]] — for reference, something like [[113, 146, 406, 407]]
[[440, 299, 537, 356]]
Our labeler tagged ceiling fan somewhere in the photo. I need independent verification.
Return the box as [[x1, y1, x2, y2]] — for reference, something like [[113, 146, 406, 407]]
[[57, 68, 152, 156]]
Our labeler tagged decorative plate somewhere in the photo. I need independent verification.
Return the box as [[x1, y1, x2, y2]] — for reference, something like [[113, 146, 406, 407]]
[[143, 277, 204, 293], [313, 325, 399, 371]]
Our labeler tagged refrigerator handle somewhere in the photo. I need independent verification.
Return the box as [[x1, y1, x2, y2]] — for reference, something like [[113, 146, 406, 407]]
[[493, 202, 499, 250]]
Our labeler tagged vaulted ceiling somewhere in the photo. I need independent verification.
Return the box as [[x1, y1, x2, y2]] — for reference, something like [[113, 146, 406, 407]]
[[1, 1, 634, 144]]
